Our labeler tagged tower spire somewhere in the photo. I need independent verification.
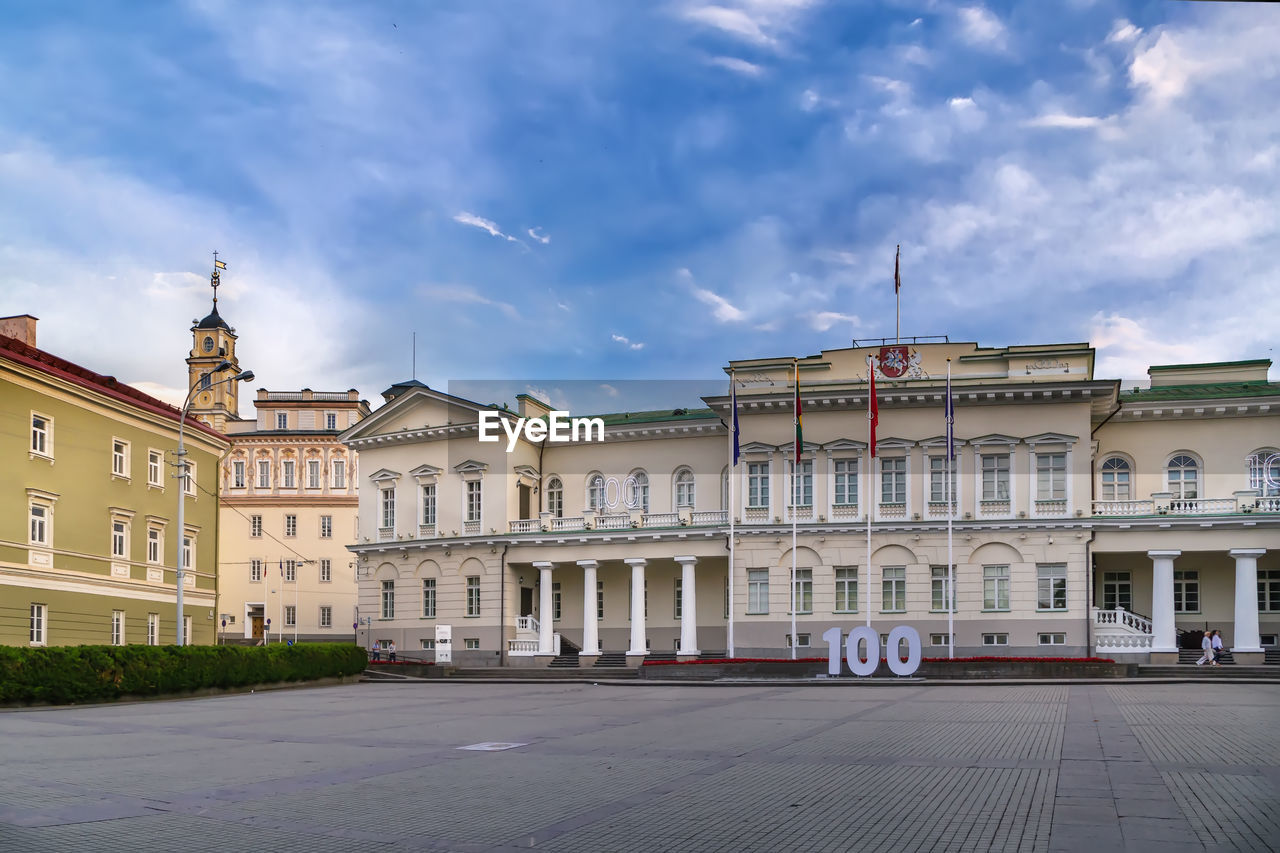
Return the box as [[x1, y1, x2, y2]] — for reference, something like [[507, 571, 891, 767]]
[[211, 251, 227, 309]]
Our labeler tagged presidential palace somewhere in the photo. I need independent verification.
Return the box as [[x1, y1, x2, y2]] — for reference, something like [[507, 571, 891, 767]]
[[341, 340, 1279, 666]]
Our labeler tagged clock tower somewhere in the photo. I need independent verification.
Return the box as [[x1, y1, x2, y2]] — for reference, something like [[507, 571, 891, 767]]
[[186, 257, 243, 432]]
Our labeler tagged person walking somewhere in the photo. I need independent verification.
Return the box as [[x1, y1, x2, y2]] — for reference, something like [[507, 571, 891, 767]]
[[388, 641, 397, 663], [1210, 630, 1224, 666], [372, 641, 381, 662], [1195, 630, 1213, 666]]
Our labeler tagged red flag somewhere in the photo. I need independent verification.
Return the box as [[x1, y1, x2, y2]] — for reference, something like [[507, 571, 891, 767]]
[[868, 362, 879, 457], [894, 244, 901, 294]]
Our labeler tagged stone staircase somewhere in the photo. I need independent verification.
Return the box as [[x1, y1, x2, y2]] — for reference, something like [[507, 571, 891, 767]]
[[548, 652, 581, 668], [1177, 648, 1235, 666], [445, 666, 638, 680], [592, 652, 627, 668], [1267, 648, 1280, 665]]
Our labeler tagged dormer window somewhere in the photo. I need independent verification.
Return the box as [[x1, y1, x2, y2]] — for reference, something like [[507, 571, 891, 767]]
[[276, 412, 288, 430]]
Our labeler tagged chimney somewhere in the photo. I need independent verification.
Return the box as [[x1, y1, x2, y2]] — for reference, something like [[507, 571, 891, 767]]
[[0, 314, 38, 347]]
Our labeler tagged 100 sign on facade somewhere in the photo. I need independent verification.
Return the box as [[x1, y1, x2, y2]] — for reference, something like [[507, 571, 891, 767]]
[[823, 625, 923, 677]]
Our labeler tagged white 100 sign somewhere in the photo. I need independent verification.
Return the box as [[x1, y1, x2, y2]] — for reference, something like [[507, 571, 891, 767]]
[[823, 625, 923, 677], [590, 474, 645, 510]]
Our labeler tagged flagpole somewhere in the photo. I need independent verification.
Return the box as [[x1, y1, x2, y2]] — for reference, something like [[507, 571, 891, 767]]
[[866, 355, 875, 629], [277, 560, 283, 645], [294, 564, 299, 644], [728, 369, 736, 659], [946, 359, 955, 660], [894, 244, 901, 345], [791, 360, 798, 661]]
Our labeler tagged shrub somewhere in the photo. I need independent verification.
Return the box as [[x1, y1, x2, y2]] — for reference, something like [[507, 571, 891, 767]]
[[0, 643, 368, 706]]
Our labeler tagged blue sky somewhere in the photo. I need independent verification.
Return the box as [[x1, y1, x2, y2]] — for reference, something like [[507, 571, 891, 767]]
[[1, 0, 1277, 411]]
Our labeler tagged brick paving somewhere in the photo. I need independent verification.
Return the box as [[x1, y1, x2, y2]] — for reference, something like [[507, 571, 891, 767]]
[[1, 682, 1277, 851]]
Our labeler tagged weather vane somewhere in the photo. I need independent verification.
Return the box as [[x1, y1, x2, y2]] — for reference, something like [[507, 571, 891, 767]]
[[211, 251, 227, 306]]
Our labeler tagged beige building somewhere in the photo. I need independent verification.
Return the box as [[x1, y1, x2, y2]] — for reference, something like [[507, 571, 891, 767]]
[[341, 341, 1279, 666], [183, 289, 370, 644]]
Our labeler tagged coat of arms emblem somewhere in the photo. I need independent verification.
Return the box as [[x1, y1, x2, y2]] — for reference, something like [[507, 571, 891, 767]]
[[878, 345, 910, 378]]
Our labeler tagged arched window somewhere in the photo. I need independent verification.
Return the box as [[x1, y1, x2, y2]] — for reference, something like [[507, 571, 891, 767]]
[[545, 477, 563, 518], [627, 470, 650, 512], [1100, 457, 1131, 501], [1249, 449, 1280, 497], [585, 472, 604, 511], [674, 468, 695, 508], [1167, 455, 1198, 500]]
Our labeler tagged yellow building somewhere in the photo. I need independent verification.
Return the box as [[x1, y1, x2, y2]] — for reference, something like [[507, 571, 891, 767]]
[[1, 314, 228, 647]]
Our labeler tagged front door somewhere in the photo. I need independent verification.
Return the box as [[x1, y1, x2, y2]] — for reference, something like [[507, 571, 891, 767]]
[[518, 484, 531, 520], [520, 586, 534, 617], [251, 616, 264, 639]]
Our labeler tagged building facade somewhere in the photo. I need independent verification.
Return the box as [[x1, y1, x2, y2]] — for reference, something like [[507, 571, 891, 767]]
[[1, 314, 228, 647], [341, 341, 1279, 665]]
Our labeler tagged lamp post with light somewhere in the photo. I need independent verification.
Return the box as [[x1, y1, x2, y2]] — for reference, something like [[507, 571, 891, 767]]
[[175, 360, 253, 645]]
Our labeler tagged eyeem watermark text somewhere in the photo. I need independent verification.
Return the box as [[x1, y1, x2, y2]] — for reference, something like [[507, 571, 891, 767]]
[[478, 411, 605, 452]]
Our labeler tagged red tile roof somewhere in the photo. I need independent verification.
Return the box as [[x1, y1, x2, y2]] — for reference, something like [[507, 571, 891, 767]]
[[0, 333, 226, 443]]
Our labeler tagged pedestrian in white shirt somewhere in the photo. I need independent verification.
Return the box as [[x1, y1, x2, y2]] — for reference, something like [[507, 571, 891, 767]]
[[1210, 630, 1224, 666], [1195, 630, 1213, 666]]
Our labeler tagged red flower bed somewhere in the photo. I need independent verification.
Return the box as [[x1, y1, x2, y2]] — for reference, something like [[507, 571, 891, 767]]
[[643, 655, 1114, 666]]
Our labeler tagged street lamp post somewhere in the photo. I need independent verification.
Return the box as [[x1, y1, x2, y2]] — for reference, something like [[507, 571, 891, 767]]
[[175, 361, 253, 645]]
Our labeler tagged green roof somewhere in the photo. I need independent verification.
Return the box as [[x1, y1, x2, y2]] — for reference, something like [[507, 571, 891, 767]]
[[590, 407, 719, 426], [1147, 359, 1271, 371], [1120, 381, 1280, 402]]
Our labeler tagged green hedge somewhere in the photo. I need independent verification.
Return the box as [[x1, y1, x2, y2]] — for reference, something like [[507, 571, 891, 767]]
[[0, 643, 368, 705]]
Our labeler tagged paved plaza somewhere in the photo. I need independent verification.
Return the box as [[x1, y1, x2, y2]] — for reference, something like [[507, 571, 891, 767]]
[[1, 681, 1277, 852]]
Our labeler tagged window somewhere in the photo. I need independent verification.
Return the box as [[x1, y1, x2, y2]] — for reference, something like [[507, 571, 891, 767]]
[[307, 460, 321, 489], [284, 605, 296, 627], [882, 566, 906, 611], [147, 613, 159, 646], [834, 459, 858, 505], [835, 567, 858, 613], [112, 439, 129, 477], [674, 468, 695, 508], [30, 603, 47, 645], [880, 457, 906, 504], [111, 610, 124, 645], [199, 373, 211, 390], [148, 450, 162, 486], [1249, 450, 1280, 497], [381, 580, 395, 618], [545, 477, 563, 517], [182, 534, 194, 573], [380, 487, 395, 529], [232, 459, 246, 489], [276, 412, 288, 430], [467, 576, 481, 617], [929, 456, 947, 503], [111, 519, 128, 559], [1103, 571, 1132, 611], [423, 579, 436, 617], [464, 638, 480, 650], [420, 639, 435, 650], [596, 580, 604, 620], [981, 453, 1010, 500], [421, 484, 436, 527], [788, 460, 813, 507], [983, 633, 1009, 646], [1036, 453, 1066, 500], [320, 559, 331, 583], [553, 582, 562, 621], [674, 577, 682, 618], [332, 459, 346, 489], [257, 460, 271, 489], [320, 515, 332, 538], [587, 473, 604, 510], [1037, 564, 1067, 611], [1101, 457, 1130, 501], [1039, 633, 1066, 646], [791, 568, 813, 614], [251, 559, 263, 582], [1167, 455, 1198, 500], [281, 460, 296, 489], [1258, 570, 1280, 612], [747, 462, 769, 508], [748, 569, 769, 614], [250, 515, 262, 537], [466, 480, 481, 523], [29, 503, 49, 546], [930, 633, 952, 647], [628, 471, 649, 511], [325, 412, 337, 430], [182, 460, 196, 497], [931, 566, 956, 612], [319, 606, 332, 628], [983, 565, 1010, 611], [785, 633, 811, 648], [285, 515, 297, 537], [147, 527, 161, 564], [31, 413, 51, 457]]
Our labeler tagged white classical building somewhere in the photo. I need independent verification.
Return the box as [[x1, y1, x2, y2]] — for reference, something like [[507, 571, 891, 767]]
[[341, 341, 1279, 666]]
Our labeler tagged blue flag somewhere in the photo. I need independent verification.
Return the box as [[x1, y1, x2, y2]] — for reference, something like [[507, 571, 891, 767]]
[[732, 377, 740, 466]]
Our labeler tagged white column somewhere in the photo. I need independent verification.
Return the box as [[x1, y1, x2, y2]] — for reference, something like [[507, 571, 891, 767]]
[[1230, 549, 1266, 652], [1148, 550, 1180, 653], [625, 558, 647, 655], [578, 559, 600, 655], [534, 561, 554, 654], [676, 555, 699, 655]]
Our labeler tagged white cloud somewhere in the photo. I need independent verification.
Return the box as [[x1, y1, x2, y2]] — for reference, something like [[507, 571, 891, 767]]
[[1128, 33, 1198, 104], [678, 0, 815, 52], [693, 286, 746, 322], [707, 55, 765, 76], [1090, 313, 1203, 380], [420, 283, 519, 318], [683, 5, 776, 47], [599, 383, 620, 397], [611, 333, 645, 350], [957, 6, 1008, 51], [808, 311, 858, 333], [1107, 20, 1142, 45], [948, 96, 986, 131], [453, 211, 522, 244], [812, 249, 857, 265], [128, 380, 186, 408], [527, 226, 550, 244], [901, 44, 931, 67], [1025, 113, 1106, 129]]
